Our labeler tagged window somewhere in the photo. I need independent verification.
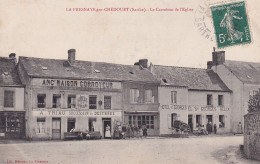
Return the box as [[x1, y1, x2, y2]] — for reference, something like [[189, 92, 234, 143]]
[[67, 118, 75, 132], [37, 94, 46, 108], [130, 89, 139, 103], [145, 90, 152, 103], [218, 95, 224, 106], [88, 118, 96, 132], [250, 90, 259, 97], [207, 94, 212, 106], [53, 94, 61, 108], [219, 115, 225, 128], [4, 90, 14, 107], [128, 115, 154, 129], [67, 95, 76, 108], [171, 91, 177, 104], [104, 96, 111, 109], [37, 118, 46, 133], [89, 95, 97, 109]]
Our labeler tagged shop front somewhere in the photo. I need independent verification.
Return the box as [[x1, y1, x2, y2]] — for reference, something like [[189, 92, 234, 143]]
[[124, 111, 159, 136], [31, 110, 122, 140], [0, 111, 25, 139], [188, 105, 231, 133]]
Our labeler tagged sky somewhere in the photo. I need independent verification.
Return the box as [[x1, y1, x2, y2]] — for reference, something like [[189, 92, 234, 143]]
[[0, 0, 259, 68]]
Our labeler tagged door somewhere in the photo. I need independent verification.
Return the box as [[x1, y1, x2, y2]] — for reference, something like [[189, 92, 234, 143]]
[[206, 115, 213, 133], [102, 118, 111, 138], [52, 118, 61, 140], [188, 115, 193, 132]]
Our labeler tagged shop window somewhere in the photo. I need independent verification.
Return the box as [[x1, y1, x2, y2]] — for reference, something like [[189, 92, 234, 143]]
[[219, 115, 225, 128], [89, 95, 97, 109], [37, 94, 46, 108], [218, 95, 224, 106], [144, 90, 152, 103], [37, 118, 46, 134], [171, 91, 177, 104], [67, 118, 76, 132], [52, 94, 61, 108], [4, 90, 14, 108], [130, 89, 139, 103], [89, 118, 96, 132], [104, 96, 111, 109], [207, 94, 212, 106], [196, 115, 202, 127], [249, 90, 259, 97], [68, 95, 76, 108], [128, 115, 154, 129]]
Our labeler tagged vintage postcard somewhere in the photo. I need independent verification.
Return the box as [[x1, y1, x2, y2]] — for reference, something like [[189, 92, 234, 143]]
[[0, 0, 260, 164]]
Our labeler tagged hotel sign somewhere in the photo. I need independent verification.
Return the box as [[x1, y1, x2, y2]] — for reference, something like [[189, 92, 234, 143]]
[[33, 110, 122, 117], [160, 105, 230, 112], [32, 78, 122, 90]]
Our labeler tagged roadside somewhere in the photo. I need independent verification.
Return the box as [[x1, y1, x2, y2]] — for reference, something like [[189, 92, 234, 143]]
[[0, 133, 240, 144], [212, 146, 259, 164]]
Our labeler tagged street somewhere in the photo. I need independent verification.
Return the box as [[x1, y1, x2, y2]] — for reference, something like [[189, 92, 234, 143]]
[[0, 136, 252, 164]]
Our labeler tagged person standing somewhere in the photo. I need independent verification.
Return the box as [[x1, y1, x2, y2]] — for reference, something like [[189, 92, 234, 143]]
[[143, 125, 147, 137], [214, 124, 217, 134], [105, 124, 111, 139]]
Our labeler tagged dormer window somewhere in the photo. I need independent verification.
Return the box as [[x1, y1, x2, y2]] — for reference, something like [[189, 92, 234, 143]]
[[129, 71, 134, 74], [162, 79, 167, 83], [94, 69, 100, 73]]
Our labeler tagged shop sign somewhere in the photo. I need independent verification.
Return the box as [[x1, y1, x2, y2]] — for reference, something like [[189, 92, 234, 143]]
[[188, 106, 230, 112], [32, 78, 122, 90], [160, 105, 187, 110], [33, 110, 122, 117]]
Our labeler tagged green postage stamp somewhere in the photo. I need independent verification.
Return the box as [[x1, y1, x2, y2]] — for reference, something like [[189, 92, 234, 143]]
[[211, 1, 251, 48]]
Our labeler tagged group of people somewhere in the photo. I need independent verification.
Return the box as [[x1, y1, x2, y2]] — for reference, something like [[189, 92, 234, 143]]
[[193, 122, 218, 135], [126, 124, 148, 138], [105, 124, 148, 139]]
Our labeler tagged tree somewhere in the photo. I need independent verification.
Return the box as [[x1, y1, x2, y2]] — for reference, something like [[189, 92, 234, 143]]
[[248, 92, 260, 112]]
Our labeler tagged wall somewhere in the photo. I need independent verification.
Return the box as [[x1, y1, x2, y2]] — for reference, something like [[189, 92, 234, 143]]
[[0, 87, 24, 111], [213, 64, 244, 132], [158, 86, 188, 135], [244, 111, 260, 161]]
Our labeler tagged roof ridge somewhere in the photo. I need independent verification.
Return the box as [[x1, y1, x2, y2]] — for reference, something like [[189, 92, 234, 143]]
[[153, 64, 206, 70], [19, 56, 139, 67], [226, 60, 260, 65]]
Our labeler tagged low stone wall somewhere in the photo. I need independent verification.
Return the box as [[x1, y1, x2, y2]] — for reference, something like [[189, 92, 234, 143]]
[[244, 111, 260, 161]]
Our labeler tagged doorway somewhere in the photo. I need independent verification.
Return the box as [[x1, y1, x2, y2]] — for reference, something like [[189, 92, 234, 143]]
[[102, 118, 111, 138], [52, 118, 61, 140], [206, 115, 213, 133], [188, 115, 193, 132]]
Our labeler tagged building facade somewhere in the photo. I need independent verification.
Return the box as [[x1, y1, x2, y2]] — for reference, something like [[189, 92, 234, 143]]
[[17, 50, 159, 140], [151, 64, 232, 135], [0, 54, 25, 139], [210, 50, 260, 133]]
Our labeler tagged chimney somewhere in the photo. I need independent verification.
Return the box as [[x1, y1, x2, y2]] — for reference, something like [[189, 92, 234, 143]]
[[9, 53, 17, 64], [68, 49, 76, 65], [212, 51, 225, 65], [207, 61, 213, 69], [138, 59, 148, 68]]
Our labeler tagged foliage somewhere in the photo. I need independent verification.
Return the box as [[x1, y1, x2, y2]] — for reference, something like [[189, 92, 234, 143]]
[[248, 92, 260, 112]]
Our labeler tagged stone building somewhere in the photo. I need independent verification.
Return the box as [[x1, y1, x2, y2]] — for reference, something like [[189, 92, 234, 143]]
[[210, 50, 260, 133], [0, 54, 25, 139], [150, 64, 232, 135], [17, 49, 159, 140]]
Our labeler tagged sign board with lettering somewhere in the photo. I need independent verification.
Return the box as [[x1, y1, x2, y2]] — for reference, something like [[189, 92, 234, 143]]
[[32, 78, 122, 90], [160, 105, 230, 112], [33, 110, 122, 117]]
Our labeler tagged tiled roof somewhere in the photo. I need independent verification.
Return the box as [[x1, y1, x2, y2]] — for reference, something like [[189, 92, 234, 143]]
[[19, 57, 159, 83], [152, 65, 231, 91], [224, 60, 260, 84], [0, 57, 23, 86]]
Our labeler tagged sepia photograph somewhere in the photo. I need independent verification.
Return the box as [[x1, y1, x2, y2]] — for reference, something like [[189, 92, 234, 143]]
[[0, 0, 260, 163]]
